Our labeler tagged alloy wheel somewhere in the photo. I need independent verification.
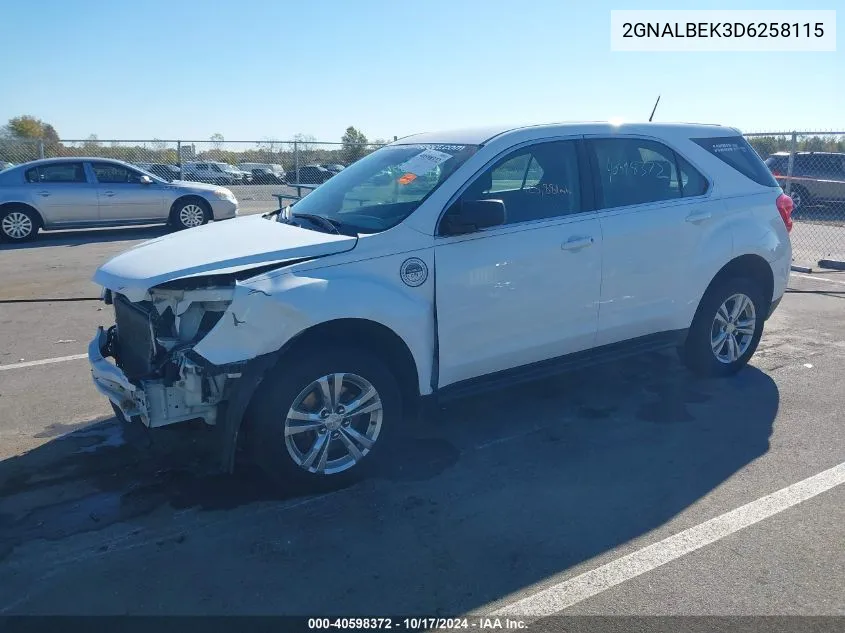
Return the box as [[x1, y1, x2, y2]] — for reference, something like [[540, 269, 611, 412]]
[[1, 211, 33, 239], [178, 204, 205, 228], [711, 293, 757, 363], [283, 372, 383, 475]]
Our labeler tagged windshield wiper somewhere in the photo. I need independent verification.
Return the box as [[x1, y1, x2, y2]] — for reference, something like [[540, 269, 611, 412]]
[[291, 213, 350, 236]]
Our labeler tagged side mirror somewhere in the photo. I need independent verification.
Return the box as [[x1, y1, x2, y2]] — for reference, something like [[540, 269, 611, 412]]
[[441, 199, 506, 236], [139, 175, 153, 185]]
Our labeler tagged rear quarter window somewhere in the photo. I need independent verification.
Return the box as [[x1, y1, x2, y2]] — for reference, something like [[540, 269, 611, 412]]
[[692, 136, 778, 187]]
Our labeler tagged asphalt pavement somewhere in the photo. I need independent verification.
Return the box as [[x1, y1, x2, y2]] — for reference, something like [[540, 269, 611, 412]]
[[0, 217, 843, 620]]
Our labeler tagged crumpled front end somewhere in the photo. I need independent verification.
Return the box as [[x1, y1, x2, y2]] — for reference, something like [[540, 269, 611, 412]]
[[88, 281, 243, 428]]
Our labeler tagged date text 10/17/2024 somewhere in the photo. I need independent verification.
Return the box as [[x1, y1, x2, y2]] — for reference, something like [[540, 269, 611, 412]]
[[307, 617, 528, 630]]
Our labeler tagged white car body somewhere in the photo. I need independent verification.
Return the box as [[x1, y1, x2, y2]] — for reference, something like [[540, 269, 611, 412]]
[[88, 122, 792, 475]]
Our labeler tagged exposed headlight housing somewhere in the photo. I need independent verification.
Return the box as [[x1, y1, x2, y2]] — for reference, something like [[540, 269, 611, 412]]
[[147, 285, 235, 346]]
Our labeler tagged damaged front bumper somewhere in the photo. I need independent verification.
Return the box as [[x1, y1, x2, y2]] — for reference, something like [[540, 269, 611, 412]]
[[88, 326, 224, 429], [89, 326, 148, 422]]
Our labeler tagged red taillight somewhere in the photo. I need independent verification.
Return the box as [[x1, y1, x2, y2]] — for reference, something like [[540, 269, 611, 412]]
[[776, 193, 793, 233]]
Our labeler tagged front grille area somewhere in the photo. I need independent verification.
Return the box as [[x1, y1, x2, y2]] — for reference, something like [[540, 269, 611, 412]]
[[113, 293, 158, 379]]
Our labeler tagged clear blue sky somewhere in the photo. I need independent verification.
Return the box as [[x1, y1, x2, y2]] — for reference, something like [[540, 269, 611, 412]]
[[1, 0, 841, 143]]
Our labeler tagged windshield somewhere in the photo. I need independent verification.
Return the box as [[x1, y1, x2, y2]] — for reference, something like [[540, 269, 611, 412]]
[[290, 143, 479, 233], [131, 164, 167, 183]]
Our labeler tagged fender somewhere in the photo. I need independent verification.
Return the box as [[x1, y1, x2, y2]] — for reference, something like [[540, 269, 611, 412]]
[[197, 266, 436, 473], [193, 265, 436, 395], [678, 207, 736, 328]]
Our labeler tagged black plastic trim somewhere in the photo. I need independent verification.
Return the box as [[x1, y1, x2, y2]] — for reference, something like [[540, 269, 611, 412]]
[[436, 329, 688, 403]]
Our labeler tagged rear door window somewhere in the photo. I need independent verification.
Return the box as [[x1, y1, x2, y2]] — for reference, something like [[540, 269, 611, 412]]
[[589, 138, 681, 208], [676, 154, 709, 197], [25, 162, 87, 183], [692, 136, 778, 187]]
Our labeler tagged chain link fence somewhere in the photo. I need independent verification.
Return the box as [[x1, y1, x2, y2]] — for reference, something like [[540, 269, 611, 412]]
[[745, 131, 845, 269], [1, 132, 843, 268], [0, 138, 388, 212]]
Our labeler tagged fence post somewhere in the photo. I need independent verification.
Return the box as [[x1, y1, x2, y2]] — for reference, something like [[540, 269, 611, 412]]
[[785, 131, 797, 196], [38, 140, 45, 159], [294, 140, 300, 195], [176, 140, 182, 174]]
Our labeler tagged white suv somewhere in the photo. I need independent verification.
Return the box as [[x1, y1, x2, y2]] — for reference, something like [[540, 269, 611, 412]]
[[182, 161, 243, 185], [88, 122, 793, 490]]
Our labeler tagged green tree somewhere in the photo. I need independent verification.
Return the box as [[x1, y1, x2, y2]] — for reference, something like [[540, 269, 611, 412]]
[[803, 136, 826, 152], [342, 126, 368, 162], [7, 115, 45, 139]]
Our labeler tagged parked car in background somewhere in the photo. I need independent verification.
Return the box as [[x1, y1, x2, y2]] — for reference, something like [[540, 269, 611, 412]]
[[0, 161, 14, 171], [321, 163, 346, 174], [136, 162, 181, 182], [183, 161, 251, 185], [765, 151, 845, 212], [228, 164, 253, 184], [248, 167, 286, 184], [0, 157, 238, 242], [285, 164, 334, 184], [238, 162, 286, 179]]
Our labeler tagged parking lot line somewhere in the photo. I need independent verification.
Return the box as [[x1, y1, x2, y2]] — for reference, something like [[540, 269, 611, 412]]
[[491, 460, 845, 618], [0, 353, 88, 371], [792, 272, 845, 286]]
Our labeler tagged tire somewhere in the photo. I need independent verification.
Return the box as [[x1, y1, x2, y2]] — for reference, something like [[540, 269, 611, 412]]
[[789, 185, 809, 214], [680, 276, 767, 378], [0, 205, 40, 242], [244, 346, 402, 492], [170, 198, 211, 230]]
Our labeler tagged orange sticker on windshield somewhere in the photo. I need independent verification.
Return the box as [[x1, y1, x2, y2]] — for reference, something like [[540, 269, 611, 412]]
[[398, 173, 417, 185]]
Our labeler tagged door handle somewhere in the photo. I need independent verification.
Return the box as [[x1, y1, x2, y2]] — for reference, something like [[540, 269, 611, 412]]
[[37, 191, 50, 197], [103, 191, 115, 197], [685, 210, 712, 223], [561, 236, 595, 251]]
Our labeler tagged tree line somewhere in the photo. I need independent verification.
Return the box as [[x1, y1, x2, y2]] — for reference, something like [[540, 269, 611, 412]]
[[0, 116, 388, 168], [4, 114, 845, 167]]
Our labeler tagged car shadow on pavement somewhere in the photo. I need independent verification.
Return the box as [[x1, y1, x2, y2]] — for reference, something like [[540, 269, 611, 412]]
[[0, 351, 778, 615], [0, 225, 171, 250]]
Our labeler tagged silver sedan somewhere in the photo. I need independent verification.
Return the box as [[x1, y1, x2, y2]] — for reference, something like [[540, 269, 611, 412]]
[[0, 158, 239, 242]]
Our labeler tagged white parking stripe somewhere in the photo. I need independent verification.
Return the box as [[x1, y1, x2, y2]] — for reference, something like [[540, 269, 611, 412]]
[[0, 353, 88, 371], [792, 272, 845, 286], [491, 461, 845, 617]]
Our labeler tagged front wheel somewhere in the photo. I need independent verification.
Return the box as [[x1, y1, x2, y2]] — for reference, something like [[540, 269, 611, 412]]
[[171, 199, 210, 230], [680, 277, 766, 377], [245, 347, 401, 491]]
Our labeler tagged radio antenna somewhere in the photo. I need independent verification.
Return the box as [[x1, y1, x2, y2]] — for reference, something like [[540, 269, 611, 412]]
[[648, 95, 661, 122]]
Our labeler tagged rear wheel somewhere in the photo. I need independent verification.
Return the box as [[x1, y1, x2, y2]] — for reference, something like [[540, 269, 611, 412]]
[[681, 276, 766, 377], [245, 347, 401, 491], [0, 206, 40, 242]]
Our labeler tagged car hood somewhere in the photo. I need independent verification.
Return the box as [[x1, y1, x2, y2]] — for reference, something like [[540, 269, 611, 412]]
[[93, 214, 357, 301]]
